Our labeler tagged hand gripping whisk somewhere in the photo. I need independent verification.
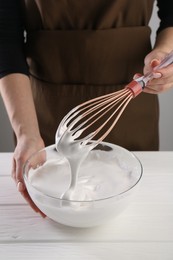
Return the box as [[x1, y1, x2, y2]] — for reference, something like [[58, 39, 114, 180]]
[[56, 51, 173, 148]]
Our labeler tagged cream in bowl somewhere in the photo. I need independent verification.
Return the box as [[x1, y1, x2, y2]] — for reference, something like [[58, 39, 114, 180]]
[[23, 142, 143, 228]]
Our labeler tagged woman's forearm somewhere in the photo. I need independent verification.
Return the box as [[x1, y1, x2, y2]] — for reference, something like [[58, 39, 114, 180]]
[[0, 73, 40, 140], [154, 27, 173, 52]]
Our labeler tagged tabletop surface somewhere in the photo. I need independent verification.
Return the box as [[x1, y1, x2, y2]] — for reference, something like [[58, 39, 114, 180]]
[[0, 152, 173, 260]]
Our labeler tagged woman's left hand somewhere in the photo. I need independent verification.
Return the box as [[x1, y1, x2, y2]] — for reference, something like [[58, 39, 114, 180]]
[[135, 49, 173, 94]]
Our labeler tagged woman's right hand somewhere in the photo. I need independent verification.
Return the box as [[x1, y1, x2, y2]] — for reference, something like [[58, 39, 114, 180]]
[[12, 135, 46, 217]]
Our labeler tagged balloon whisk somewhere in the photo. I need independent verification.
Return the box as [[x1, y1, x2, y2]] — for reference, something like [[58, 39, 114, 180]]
[[56, 51, 173, 148]]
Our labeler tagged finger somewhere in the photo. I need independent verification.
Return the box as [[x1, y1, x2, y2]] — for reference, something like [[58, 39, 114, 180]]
[[153, 64, 173, 80], [146, 59, 163, 79], [145, 61, 173, 92], [152, 72, 162, 79], [14, 156, 46, 217], [20, 189, 46, 218], [144, 82, 173, 94], [12, 158, 26, 192], [17, 181, 26, 192], [147, 68, 173, 89], [17, 180, 46, 217], [11, 158, 16, 181], [15, 157, 26, 192], [144, 51, 167, 75], [150, 58, 160, 69], [133, 73, 142, 80]]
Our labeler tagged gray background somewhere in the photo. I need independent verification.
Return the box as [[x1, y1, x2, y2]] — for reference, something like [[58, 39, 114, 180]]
[[0, 1, 173, 152]]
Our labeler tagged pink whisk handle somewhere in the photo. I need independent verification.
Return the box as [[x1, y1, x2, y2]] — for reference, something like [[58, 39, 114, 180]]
[[126, 80, 143, 98]]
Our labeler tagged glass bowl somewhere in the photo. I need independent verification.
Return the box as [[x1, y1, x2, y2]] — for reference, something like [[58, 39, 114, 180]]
[[23, 142, 143, 228]]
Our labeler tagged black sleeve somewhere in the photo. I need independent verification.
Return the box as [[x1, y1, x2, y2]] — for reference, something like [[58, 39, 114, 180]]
[[0, 0, 29, 79], [157, 0, 173, 33]]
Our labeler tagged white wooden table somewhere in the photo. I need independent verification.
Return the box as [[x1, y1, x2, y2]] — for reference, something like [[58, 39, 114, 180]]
[[0, 152, 173, 260]]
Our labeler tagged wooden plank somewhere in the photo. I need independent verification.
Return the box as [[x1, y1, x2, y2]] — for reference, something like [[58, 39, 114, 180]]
[[0, 204, 173, 243], [0, 242, 173, 260]]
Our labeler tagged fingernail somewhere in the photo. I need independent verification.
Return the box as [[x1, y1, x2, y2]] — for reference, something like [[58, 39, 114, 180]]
[[133, 73, 141, 80], [153, 72, 162, 79], [150, 59, 160, 67], [17, 182, 25, 192]]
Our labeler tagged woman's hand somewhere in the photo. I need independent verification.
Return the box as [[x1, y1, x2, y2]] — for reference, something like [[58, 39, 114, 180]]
[[12, 135, 46, 217], [141, 27, 173, 94], [0, 74, 46, 216], [142, 49, 173, 94]]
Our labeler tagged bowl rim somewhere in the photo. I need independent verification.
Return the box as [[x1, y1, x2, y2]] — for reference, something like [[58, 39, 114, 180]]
[[23, 142, 143, 203]]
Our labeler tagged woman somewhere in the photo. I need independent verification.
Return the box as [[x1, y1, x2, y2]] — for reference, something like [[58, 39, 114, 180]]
[[0, 0, 173, 215]]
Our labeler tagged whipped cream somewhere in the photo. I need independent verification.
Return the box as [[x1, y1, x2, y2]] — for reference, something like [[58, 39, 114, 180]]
[[28, 147, 137, 202]]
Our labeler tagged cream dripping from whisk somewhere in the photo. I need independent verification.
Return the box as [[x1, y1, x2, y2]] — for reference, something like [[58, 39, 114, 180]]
[[56, 125, 95, 200]]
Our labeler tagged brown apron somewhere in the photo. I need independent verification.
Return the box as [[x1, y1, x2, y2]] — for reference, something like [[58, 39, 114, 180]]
[[21, 0, 159, 151]]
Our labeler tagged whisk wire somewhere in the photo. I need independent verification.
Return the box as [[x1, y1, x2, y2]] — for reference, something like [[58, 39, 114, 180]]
[[81, 91, 133, 144], [71, 89, 130, 136], [65, 91, 125, 130], [96, 92, 133, 142]]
